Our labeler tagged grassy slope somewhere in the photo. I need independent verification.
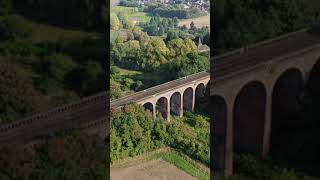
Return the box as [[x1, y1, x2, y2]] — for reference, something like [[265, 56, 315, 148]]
[[6, 14, 102, 43], [6, 14, 106, 63]]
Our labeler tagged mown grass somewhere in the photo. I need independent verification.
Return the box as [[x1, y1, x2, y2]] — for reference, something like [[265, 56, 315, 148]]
[[111, 6, 151, 24]]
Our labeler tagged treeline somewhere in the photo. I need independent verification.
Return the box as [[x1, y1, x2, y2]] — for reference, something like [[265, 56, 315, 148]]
[[119, 0, 139, 7], [119, 1, 207, 19], [214, 0, 320, 54], [151, 5, 206, 19], [0, 132, 107, 179], [143, 16, 179, 36], [12, 0, 108, 31], [110, 104, 210, 166]]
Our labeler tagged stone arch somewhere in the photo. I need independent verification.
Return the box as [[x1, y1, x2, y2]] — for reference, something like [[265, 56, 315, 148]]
[[143, 102, 154, 115], [271, 68, 304, 156], [306, 59, 320, 100], [195, 83, 207, 109], [211, 95, 228, 172], [170, 92, 182, 116], [233, 81, 266, 156], [183, 87, 194, 112], [156, 97, 169, 120]]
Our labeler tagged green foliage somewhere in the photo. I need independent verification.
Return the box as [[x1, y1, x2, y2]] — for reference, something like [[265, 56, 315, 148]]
[[0, 131, 107, 180], [148, 4, 207, 19], [110, 104, 210, 167], [111, 13, 121, 30], [168, 38, 197, 56], [117, 12, 134, 29], [0, 61, 48, 123], [0, 13, 105, 123], [143, 16, 178, 36], [0, 0, 11, 22], [13, 0, 108, 31], [119, 0, 140, 7], [110, 104, 166, 162], [160, 52, 209, 80], [233, 154, 320, 180], [214, 0, 320, 53]]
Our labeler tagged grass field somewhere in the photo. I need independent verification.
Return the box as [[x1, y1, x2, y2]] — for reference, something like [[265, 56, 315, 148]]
[[6, 14, 102, 43], [179, 15, 210, 30], [113, 65, 142, 76], [111, 6, 151, 24]]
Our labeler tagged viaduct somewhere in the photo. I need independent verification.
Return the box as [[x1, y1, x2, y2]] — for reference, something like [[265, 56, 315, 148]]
[[110, 71, 210, 121], [0, 70, 209, 147], [211, 28, 320, 176]]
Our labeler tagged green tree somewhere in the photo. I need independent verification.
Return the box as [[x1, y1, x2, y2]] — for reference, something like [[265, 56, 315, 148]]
[[0, 61, 47, 123], [111, 13, 121, 30], [0, 0, 11, 22]]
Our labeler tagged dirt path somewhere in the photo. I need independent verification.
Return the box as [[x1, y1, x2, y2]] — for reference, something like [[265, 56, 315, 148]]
[[110, 159, 197, 180]]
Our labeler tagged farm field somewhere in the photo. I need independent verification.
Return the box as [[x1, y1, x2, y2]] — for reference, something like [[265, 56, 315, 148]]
[[179, 15, 210, 30], [111, 149, 209, 180], [111, 159, 196, 180]]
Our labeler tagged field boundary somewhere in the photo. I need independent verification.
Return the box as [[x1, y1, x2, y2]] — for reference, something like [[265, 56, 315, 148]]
[[111, 147, 210, 179]]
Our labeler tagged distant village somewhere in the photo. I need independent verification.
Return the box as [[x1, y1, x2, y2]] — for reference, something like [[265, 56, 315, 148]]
[[137, 0, 210, 13]]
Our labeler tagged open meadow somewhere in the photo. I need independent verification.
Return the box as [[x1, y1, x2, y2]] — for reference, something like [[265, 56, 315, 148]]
[[179, 15, 210, 30]]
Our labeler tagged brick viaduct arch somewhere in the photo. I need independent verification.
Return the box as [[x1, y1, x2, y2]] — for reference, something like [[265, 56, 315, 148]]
[[211, 39, 320, 176], [141, 81, 209, 121]]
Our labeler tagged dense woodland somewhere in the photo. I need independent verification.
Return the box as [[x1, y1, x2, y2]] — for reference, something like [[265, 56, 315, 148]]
[[214, 0, 320, 54], [0, 132, 108, 180], [0, 0, 106, 123]]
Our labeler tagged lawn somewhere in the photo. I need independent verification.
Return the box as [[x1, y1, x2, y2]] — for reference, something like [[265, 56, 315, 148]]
[[179, 15, 210, 30]]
